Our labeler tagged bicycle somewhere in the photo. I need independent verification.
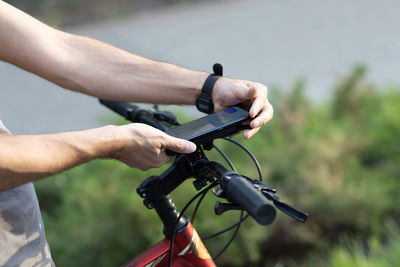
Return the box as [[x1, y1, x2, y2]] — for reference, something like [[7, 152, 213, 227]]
[[99, 99, 308, 267]]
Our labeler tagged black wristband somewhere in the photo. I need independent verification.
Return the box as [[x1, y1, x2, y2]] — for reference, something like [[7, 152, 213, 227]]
[[196, 63, 223, 114]]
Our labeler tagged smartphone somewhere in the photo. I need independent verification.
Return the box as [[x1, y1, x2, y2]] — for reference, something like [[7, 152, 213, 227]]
[[166, 106, 251, 146]]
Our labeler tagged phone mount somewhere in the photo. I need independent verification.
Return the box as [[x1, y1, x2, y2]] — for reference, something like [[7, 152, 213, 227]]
[[199, 124, 251, 151]]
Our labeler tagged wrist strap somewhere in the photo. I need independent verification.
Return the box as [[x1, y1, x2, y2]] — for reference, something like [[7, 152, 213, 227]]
[[196, 63, 223, 114]]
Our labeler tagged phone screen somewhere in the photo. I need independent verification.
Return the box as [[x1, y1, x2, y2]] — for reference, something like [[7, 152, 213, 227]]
[[166, 107, 250, 141]]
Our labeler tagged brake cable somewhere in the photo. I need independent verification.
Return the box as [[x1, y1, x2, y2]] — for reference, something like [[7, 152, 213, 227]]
[[222, 137, 263, 182]]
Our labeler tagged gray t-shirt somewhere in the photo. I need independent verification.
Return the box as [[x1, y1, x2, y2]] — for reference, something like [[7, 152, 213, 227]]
[[0, 120, 54, 266]]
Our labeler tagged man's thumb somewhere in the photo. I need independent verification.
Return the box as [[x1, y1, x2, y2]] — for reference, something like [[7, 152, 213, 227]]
[[166, 137, 197, 154]]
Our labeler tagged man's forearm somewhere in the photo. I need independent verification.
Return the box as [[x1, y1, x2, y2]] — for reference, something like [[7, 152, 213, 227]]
[[59, 34, 208, 104], [0, 126, 119, 191], [0, 1, 207, 104]]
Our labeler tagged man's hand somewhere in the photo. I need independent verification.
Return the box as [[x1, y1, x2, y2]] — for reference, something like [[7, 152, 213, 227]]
[[212, 77, 273, 139], [111, 124, 196, 170], [0, 124, 196, 191]]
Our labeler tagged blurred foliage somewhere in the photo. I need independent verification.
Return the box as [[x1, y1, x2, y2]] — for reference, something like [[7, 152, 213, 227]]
[[303, 221, 400, 267], [35, 67, 400, 266]]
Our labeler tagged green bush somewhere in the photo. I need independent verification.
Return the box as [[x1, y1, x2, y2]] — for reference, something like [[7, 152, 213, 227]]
[[35, 67, 400, 266], [302, 221, 400, 267]]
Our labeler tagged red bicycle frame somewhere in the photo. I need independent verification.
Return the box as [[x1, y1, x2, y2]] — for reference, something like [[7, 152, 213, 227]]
[[123, 221, 215, 267]]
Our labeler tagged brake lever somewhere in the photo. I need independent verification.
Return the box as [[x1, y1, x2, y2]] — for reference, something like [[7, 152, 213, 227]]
[[242, 175, 308, 222], [214, 201, 242, 215], [262, 191, 308, 223]]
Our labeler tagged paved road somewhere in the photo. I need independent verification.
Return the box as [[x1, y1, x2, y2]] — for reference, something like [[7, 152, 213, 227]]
[[1, 0, 399, 134]]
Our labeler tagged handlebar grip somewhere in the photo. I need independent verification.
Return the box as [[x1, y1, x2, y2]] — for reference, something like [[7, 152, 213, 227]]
[[221, 171, 276, 225], [99, 99, 137, 120], [99, 99, 169, 132]]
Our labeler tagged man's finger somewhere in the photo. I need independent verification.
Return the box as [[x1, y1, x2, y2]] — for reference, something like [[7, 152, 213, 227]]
[[250, 103, 273, 129], [246, 84, 257, 100], [231, 80, 256, 101], [164, 136, 197, 154], [155, 152, 172, 167], [248, 84, 268, 118], [249, 95, 266, 118], [244, 127, 260, 139]]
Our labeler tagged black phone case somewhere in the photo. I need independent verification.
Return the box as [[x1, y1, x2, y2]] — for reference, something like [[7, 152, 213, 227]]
[[165, 107, 251, 156]]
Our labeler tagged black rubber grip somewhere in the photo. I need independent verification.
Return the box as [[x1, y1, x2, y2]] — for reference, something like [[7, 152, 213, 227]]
[[221, 172, 276, 225], [99, 99, 169, 132], [99, 99, 137, 120]]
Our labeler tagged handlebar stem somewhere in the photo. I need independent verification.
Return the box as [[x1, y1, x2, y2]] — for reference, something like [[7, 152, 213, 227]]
[[153, 195, 188, 237]]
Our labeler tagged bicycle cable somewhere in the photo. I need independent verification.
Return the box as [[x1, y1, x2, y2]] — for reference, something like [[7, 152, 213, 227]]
[[213, 144, 237, 172], [222, 137, 263, 181], [203, 213, 249, 240], [190, 187, 209, 222], [212, 210, 244, 261]]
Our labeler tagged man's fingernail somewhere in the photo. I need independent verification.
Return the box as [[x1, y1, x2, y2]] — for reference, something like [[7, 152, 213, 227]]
[[186, 142, 197, 153], [253, 121, 260, 128]]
